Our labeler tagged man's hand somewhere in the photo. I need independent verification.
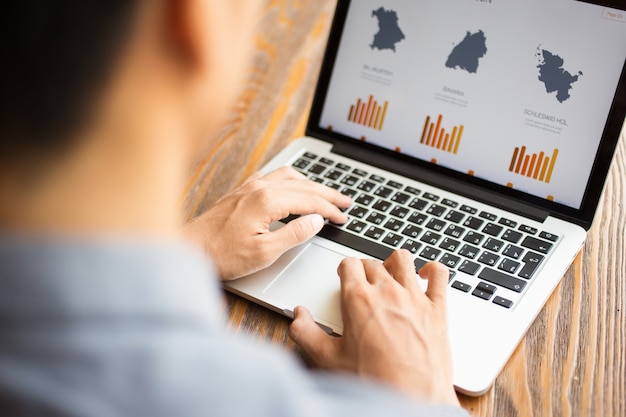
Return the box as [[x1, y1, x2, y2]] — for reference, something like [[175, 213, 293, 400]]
[[184, 167, 352, 280], [289, 251, 459, 405]]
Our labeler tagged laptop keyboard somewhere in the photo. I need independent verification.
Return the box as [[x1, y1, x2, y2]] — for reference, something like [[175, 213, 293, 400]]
[[288, 150, 561, 310]]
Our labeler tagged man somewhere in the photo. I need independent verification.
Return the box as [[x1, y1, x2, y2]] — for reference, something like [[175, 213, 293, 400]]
[[0, 1, 468, 415]]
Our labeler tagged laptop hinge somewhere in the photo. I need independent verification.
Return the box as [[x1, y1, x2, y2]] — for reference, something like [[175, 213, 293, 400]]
[[331, 142, 549, 223]]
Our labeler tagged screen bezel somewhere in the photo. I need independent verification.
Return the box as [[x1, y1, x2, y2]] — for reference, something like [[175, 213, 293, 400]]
[[306, 0, 626, 230]]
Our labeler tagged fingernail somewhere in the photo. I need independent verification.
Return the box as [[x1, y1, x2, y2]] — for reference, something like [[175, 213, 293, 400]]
[[310, 214, 324, 230]]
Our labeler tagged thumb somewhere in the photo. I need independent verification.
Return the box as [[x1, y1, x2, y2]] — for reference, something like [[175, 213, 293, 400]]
[[272, 214, 324, 249], [289, 306, 340, 368]]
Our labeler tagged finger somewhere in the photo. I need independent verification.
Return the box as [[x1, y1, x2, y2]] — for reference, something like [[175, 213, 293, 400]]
[[337, 257, 368, 298], [268, 190, 350, 225], [269, 214, 324, 250], [289, 306, 341, 368], [262, 166, 307, 181], [361, 258, 388, 285], [383, 249, 418, 289], [242, 171, 264, 185], [418, 262, 450, 307]]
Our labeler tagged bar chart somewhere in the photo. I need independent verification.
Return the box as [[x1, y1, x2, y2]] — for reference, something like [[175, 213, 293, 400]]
[[419, 114, 463, 154], [508, 146, 559, 183], [347, 95, 388, 131]]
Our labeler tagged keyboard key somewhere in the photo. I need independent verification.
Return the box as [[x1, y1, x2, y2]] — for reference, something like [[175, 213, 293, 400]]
[[472, 288, 492, 300], [420, 231, 442, 245], [502, 229, 523, 243], [364, 226, 385, 240], [518, 251, 545, 279], [498, 217, 517, 228], [346, 220, 367, 234], [493, 296, 513, 309], [292, 158, 311, 169], [390, 206, 409, 219], [441, 199, 459, 208], [460, 204, 478, 214], [458, 260, 480, 275], [357, 181, 376, 192], [374, 186, 393, 198], [370, 174, 385, 183], [463, 216, 485, 230], [402, 239, 422, 254], [463, 231, 485, 245], [521, 236, 553, 254], [382, 232, 403, 247], [426, 218, 446, 232], [326, 182, 341, 190], [308, 164, 326, 175], [503, 244, 523, 259], [402, 225, 422, 239], [452, 281, 472, 293], [405, 186, 420, 195], [387, 180, 403, 189], [384, 219, 404, 232], [519, 224, 538, 235], [373, 200, 391, 212], [319, 157, 334, 165], [310, 176, 324, 183], [439, 253, 461, 268], [459, 244, 480, 259], [414, 257, 428, 272], [341, 188, 358, 199], [479, 211, 497, 221], [498, 258, 521, 274], [355, 194, 374, 206], [439, 237, 460, 252], [479, 268, 527, 292], [423, 192, 440, 201], [366, 212, 386, 225], [325, 170, 343, 180], [303, 152, 318, 159], [483, 237, 504, 252], [319, 226, 393, 261], [391, 192, 410, 205], [477, 281, 497, 294], [352, 168, 368, 177], [409, 198, 428, 211], [349, 206, 368, 219], [539, 231, 559, 242], [483, 223, 504, 237], [444, 210, 465, 224], [340, 175, 359, 186], [478, 252, 500, 266], [444, 224, 465, 239], [420, 246, 441, 261], [408, 212, 428, 225], [336, 163, 350, 171], [427, 204, 447, 217]]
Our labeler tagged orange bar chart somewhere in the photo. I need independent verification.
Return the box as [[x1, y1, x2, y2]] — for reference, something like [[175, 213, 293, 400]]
[[419, 114, 463, 154], [347, 95, 388, 131], [508, 146, 559, 183]]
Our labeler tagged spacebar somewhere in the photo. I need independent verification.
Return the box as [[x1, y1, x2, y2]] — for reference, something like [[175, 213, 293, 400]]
[[317, 225, 394, 261]]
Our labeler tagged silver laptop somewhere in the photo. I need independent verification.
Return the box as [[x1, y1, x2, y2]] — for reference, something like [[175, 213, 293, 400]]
[[226, 0, 626, 396]]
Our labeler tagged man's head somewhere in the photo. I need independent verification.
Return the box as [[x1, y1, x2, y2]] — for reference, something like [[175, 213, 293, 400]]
[[0, 0, 260, 233], [0, 0, 258, 170]]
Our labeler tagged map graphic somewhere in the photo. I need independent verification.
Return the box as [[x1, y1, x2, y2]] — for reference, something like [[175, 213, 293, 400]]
[[370, 7, 405, 52], [535, 46, 583, 103], [445, 30, 487, 74]]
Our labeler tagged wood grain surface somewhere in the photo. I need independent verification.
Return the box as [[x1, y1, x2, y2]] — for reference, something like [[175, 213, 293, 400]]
[[182, 1, 626, 416]]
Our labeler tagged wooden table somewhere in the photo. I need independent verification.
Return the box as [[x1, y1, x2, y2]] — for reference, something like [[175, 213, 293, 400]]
[[182, 1, 626, 416]]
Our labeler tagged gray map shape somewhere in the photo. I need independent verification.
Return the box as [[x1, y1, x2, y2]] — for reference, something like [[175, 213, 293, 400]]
[[370, 7, 405, 52], [445, 30, 487, 74], [536, 47, 583, 103]]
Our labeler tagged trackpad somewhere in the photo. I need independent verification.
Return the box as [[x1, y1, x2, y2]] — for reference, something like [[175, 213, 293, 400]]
[[263, 243, 345, 329]]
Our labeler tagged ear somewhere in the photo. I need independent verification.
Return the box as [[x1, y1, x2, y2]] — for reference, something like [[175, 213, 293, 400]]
[[164, 0, 213, 73]]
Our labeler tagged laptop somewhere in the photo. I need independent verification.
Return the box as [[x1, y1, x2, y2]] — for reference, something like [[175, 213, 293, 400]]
[[226, 0, 626, 396]]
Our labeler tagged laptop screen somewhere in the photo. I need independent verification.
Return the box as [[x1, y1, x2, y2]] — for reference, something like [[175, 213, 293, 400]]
[[314, 0, 626, 213]]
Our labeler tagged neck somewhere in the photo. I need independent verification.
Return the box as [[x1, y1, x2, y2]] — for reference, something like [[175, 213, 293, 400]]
[[0, 111, 187, 240]]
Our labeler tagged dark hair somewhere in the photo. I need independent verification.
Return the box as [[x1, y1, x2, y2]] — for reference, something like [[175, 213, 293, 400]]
[[0, 1, 140, 159]]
